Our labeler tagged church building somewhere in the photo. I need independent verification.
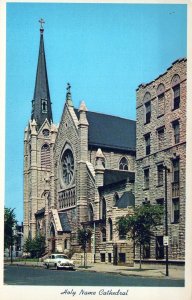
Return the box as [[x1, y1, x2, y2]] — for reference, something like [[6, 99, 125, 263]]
[[23, 24, 186, 266], [23, 24, 136, 265]]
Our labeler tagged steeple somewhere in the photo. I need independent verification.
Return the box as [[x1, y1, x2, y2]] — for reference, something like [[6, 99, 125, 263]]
[[31, 19, 53, 129]]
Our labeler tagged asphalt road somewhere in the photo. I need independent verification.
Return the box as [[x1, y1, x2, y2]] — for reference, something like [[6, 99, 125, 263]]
[[4, 265, 184, 287]]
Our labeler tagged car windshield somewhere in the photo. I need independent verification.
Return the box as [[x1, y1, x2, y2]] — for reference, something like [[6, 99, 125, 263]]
[[56, 255, 68, 259]]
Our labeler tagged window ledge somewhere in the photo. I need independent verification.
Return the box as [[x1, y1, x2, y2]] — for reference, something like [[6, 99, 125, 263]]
[[156, 184, 163, 188], [157, 113, 164, 119]]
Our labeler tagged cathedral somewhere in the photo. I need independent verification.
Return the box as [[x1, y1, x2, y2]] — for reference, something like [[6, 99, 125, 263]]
[[24, 24, 186, 266], [23, 25, 136, 265]]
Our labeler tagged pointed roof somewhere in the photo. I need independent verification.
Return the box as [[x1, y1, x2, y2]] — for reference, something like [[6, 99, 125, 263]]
[[31, 21, 53, 128]]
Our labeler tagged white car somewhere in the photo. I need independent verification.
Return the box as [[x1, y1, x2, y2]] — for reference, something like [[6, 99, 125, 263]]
[[44, 253, 75, 270]]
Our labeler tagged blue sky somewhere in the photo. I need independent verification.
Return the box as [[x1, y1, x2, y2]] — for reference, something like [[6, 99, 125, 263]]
[[5, 3, 187, 223]]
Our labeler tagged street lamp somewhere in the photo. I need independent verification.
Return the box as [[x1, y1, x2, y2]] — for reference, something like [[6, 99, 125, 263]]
[[163, 165, 170, 277]]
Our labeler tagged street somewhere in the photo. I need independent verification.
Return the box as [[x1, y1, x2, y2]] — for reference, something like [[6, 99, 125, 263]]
[[4, 265, 184, 287]]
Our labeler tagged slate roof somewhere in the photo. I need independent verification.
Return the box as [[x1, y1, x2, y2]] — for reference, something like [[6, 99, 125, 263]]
[[32, 29, 53, 128], [35, 207, 45, 216], [74, 109, 136, 152], [103, 169, 135, 186], [116, 191, 135, 208], [59, 212, 71, 232]]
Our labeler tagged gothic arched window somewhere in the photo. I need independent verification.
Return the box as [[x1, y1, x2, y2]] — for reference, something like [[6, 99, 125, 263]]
[[119, 157, 128, 170], [64, 239, 68, 249], [41, 143, 51, 169], [100, 198, 106, 220], [108, 218, 113, 241]]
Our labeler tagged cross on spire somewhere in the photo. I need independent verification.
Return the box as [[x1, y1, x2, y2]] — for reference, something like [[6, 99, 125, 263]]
[[67, 82, 71, 93], [39, 18, 45, 33]]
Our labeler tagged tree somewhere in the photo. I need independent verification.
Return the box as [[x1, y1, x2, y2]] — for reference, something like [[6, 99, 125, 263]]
[[77, 227, 92, 268], [117, 203, 163, 269], [24, 235, 45, 258], [4, 208, 17, 263]]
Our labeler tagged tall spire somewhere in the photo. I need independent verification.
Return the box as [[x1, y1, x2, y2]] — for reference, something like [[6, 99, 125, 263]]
[[31, 19, 53, 128]]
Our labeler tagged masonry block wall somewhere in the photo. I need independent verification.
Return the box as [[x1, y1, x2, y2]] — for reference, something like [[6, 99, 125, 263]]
[[135, 58, 186, 262]]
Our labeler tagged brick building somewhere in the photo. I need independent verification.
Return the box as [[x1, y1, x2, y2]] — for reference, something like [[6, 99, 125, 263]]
[[23, 25, 186, 266], [135, 58, 186, 263]]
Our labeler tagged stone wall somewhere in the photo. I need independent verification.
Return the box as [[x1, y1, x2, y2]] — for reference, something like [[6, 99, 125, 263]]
[[135, 58, 186, 261]]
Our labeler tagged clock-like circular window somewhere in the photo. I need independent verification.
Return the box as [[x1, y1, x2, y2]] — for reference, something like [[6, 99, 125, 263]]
[[61, 148, 74, 185]]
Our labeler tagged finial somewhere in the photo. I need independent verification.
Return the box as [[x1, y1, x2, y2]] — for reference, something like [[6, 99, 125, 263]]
[[66, 82, 71, 93], [66, 82, 73, 107], [39, 18, 45, 34]]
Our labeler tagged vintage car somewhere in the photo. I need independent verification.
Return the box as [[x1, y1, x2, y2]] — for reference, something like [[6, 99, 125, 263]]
[[43, 253, 75, 270]]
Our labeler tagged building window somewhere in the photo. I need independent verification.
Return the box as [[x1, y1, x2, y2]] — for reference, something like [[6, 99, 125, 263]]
[[172, 74, 180, 110], [113, 192, 119, 206], [88, 204, 94, 222], [64, 239, 69, 249], [119, 227, 126, 240], [173, 120, 180, 144], [144, 168, 149, 189], [100, 198, 106, 220], [108, 218, 113, 241], [156, 236, 164, 259], [145, 133, 151, 155], [157, 164, 164, 186], [143, 239, 150, 259], [41, 144, 51, 169], [157, 84, 165, 116], [42, 99, 48, 113], [119, 157, 128, 170], [173, 85, 180, 110], [145, 101, 151, 124], [172, 198, 180, 223], [143, 92, 151, 124], [101, 228, 106, 242], [173, 159, 180, 183], [157, 127, 165, 150], [172, 159, 180, 198]]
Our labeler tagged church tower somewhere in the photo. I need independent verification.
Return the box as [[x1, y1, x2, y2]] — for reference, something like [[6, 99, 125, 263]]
[[23, 20, 57, 241]]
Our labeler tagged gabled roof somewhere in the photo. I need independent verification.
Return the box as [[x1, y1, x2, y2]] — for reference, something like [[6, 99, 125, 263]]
[[103, 169, 135, 186], [115, 191, 135, 208], [59, 212, 71, 232], [74, 109, 136, 152]]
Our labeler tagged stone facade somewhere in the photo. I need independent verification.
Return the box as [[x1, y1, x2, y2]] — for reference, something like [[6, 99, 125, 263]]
[[23, 27, 186, 266], [135, 58, 186, 262]]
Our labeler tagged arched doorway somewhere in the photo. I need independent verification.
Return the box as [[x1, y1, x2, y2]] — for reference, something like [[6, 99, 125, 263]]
[[50, 223, 56, 253]]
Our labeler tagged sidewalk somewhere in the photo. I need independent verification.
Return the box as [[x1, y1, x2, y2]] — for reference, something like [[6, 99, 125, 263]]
[[5, 261, 184, 280], [77, 263, 184, 280]]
